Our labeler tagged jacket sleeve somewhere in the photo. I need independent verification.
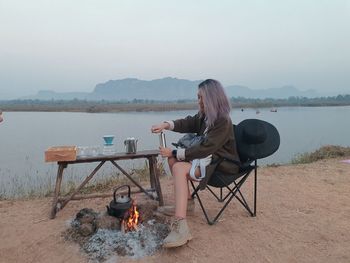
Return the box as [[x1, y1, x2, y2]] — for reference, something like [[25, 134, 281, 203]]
[[172, 112, 202, 134], [184, 117, 231, 161]]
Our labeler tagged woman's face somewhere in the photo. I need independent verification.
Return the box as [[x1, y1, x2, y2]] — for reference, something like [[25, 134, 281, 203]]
[[197, 91, 204, 113]]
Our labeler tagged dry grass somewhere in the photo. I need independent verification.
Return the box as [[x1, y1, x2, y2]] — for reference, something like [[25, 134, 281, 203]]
[[0, 160, 167, 200], [291, 145, 350, 164]]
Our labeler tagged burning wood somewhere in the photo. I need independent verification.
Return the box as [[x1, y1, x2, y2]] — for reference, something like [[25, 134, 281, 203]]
[[122, 201, 140, 232]]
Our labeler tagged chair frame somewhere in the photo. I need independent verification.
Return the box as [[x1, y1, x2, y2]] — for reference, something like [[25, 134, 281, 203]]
[[190, 160, 257, 225]]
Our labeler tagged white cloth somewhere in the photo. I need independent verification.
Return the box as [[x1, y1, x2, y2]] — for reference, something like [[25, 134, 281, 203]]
[[189, 159, 200, 180], [189, 154, 212, 181]]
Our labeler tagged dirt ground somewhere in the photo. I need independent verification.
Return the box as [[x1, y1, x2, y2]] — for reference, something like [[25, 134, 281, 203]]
[[0, 158, 349, 263]]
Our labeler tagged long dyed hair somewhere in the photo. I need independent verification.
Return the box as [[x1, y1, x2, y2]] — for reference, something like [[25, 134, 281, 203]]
[[198, 79, 231, 127]]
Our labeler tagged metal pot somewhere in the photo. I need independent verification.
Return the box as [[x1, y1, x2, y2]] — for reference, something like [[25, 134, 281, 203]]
[[106, 185, 132, 218], [124, 137, 138, 154]]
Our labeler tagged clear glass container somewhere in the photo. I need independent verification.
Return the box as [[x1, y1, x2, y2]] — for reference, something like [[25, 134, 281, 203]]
[[102, 144, 116, 155]]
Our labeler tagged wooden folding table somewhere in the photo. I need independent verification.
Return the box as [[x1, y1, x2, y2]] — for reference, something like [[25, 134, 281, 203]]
[[50, 150, 163, 219]]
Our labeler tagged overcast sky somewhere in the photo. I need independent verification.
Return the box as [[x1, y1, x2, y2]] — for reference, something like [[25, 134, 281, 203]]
[[0, 0, 349, 99]]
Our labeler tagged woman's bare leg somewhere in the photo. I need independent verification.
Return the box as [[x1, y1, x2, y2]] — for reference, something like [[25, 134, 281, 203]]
[[168, 157, 192, 199], [171, 162, 201, 218], [172, 162, 190, 218]]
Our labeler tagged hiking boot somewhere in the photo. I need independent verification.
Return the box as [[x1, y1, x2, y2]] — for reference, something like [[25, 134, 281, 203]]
[[157, 198, 195, 216], [163, 218, 193, 248]]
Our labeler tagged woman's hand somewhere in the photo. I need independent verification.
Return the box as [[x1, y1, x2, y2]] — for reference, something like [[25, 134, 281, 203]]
[[159, 147, 172, 158], [151, 122, 169, 133]]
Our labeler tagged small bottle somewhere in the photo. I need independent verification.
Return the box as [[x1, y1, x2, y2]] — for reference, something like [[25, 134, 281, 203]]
[[159, 132, 167, 147]]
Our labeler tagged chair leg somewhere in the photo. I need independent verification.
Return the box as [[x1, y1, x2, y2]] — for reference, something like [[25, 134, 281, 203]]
[[228, 185, 254, 216], [206, 186, 224, 202], [253, 160, 257, 217], [190, 181, 216, 225], [190, 173, 254, 225], [207, 180, 252, 214]]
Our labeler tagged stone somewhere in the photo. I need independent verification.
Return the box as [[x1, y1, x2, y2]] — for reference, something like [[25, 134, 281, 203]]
[[78, 223, 96, 236], [75, 208, 98, 224], [95, 213, 121, 230]]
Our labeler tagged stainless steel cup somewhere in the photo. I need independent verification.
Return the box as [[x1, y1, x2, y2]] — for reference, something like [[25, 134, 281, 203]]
[[159, 132, 166, 147]]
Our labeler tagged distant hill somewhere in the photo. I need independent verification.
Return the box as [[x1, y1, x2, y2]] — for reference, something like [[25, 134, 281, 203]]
[[20, 77, 322, 101], [92, 77, 202, 100]]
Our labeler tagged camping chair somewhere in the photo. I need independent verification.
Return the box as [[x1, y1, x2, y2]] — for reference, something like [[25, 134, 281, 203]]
[[190, 119, 280, 225]]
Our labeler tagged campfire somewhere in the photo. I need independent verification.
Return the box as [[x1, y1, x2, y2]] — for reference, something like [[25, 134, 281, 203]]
[[104, 185, 141, 232], [122, 201, 140, 232], [65, 197, 170, 261]]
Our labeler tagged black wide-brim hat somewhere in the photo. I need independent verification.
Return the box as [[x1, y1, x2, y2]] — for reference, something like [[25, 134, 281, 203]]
[[235, 119, 280, 161]]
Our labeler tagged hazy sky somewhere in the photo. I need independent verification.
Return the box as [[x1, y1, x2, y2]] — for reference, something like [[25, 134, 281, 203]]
[[0, 0, 349, 99]]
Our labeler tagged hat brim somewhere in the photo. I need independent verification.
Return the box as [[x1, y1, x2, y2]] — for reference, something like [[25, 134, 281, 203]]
[[235, 119, 280, 161]]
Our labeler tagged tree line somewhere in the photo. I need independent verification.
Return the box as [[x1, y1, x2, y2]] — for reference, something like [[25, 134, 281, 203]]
[[0, 94, 350, 112]]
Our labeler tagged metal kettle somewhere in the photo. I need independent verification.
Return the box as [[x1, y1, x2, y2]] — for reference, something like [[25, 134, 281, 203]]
[[124, 137, 138, 154], [106, 185, 132, 218]]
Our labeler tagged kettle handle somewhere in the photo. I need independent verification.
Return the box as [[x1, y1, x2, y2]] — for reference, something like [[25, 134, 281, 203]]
[[113, 184, 131, 203]]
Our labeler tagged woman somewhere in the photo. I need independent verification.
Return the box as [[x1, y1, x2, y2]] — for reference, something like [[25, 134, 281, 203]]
[[151, 79, 240, 248]]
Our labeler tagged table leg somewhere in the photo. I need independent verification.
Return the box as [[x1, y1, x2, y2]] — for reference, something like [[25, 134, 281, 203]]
[[149, 158, 156, 189], [110, 160, 155, 200], [149, 156, 164, 206], [60, 161, 105, 210], [50, 163, 66, 219]]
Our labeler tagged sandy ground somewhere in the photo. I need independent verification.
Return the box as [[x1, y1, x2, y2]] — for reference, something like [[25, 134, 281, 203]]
[[0, 158, 349, 263]]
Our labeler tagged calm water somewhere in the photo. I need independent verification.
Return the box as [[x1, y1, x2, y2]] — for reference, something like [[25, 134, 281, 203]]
[[1, 106, 349, 198]]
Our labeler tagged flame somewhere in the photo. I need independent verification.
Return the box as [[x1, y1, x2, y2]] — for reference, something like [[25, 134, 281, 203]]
[[123, 201, 140, 232]]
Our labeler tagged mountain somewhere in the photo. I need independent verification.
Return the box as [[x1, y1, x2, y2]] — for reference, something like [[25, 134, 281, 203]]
[[92, 77, 202, 100], [19, 77, 321, 101]]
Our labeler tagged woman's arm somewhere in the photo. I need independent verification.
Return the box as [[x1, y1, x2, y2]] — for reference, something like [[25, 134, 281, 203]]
[[182, 117, 232, 161], [172, 112, 203, 134]]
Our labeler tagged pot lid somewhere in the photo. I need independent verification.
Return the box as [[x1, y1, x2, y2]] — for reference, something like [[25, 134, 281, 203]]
[[116, 195, 131, 203]]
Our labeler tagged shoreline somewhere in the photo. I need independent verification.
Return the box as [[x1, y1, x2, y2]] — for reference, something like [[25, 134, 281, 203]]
[[2, 150, 350, 202], [1, 102, 350, 113], [1, 145, 349, 201]]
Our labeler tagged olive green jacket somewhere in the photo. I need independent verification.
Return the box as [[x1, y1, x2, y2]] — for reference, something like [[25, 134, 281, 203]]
[[173, 112, 240, 189]]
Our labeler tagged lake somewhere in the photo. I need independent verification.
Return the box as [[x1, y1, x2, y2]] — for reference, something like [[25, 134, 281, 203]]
[[1, 106, 349, 198]]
